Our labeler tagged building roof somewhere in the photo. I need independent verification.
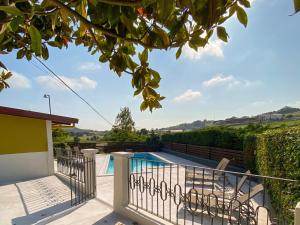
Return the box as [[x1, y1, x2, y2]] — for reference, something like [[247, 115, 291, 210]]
[[0, 106, 79, 125]]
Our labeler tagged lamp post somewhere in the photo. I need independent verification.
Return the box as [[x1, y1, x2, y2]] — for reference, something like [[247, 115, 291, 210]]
[[44, 94, 51, 114]]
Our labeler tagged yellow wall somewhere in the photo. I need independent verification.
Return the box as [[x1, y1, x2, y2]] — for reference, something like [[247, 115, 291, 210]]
[[0, 114, 48, 155]]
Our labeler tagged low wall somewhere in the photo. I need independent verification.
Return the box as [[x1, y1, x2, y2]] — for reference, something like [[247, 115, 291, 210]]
[[0, 152, 50, 183], [163, 142, 244, 167]]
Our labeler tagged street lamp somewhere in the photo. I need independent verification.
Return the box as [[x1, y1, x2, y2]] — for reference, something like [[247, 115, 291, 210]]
[[43, 94, 52, 114]]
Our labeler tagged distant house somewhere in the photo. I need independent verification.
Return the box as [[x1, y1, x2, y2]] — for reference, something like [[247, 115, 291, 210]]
[[0, 106, 78, 183]]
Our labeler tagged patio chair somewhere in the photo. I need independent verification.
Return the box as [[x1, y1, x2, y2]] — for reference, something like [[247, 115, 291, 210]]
[[186, 158, 230, 182], [186, 183, 264, 224], [193, 170, 251, 199]]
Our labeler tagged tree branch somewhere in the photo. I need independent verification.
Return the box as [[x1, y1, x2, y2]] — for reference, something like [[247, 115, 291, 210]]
[[96, 0, 143, 7], [88, 27, 134, 75], [49, 0, 170, 50]]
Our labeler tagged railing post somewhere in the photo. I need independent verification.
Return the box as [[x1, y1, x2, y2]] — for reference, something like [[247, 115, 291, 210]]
[[81, 148, 98, 198], [295, 202, 300, 225], [112, 152, 133, 212]]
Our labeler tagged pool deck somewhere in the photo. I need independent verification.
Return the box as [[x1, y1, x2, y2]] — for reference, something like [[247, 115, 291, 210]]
[[96, 152, 272, 225]]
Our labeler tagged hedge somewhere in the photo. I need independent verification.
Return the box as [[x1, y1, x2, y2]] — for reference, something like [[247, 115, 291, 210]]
[[161, 127, 246, 150], [255, 127, 300, 223]]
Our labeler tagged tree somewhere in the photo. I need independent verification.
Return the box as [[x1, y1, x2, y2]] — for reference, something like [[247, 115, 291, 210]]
[[113, 107, 135, 131], [0, 0, 299, 111], [73, 135, 80, 143], [52, 127, 70, 143], [138, 128, 149, 135]]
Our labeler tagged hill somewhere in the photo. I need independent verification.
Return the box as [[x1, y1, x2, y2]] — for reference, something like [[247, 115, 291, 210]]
[[160, 106, 300, 131]]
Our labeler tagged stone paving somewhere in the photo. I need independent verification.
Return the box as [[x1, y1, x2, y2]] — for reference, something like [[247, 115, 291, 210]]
[[0, 175, 133, 225]]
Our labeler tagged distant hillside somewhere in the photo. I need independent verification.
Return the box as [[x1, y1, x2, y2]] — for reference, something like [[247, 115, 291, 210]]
[[160, 106, 300, 131], [162, 120, 206, 131], [64, 127, 106, 135], [275, 106, 300, 114]]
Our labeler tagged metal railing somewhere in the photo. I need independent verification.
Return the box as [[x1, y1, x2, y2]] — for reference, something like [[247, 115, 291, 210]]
[[56, 149, 96, 206], [128, 157, 298, 225]]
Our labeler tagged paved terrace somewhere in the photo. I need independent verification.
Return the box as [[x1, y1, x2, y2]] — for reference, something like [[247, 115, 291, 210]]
[[0, 176, 133, 225], [0, 152, 272, 225]]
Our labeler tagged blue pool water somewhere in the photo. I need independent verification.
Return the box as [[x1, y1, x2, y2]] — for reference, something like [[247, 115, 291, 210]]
[[106, 153, 167, 174]]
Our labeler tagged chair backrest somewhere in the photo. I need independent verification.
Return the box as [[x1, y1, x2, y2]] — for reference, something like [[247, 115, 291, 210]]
[[234, 170, 251, 195], [216, 158, 230, 170], [215, 158, 230, 176], [232, 184, 264, 209]]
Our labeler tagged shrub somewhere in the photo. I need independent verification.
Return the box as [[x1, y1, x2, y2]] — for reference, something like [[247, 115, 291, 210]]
[[243, 134, 257, 172], [103, 129, 147, 143], [255, 127, 300, 222], [161, 127, 246, 150]]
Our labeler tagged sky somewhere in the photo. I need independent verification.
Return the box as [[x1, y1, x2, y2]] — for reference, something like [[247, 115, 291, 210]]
[[1, 0, 300, 130]]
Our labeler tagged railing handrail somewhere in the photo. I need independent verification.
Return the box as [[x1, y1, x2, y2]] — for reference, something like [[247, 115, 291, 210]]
[[130, 156, 297, 182]]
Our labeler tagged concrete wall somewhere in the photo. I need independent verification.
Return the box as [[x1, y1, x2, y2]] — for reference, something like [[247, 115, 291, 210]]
[[0, 152, 50, 183], [0, 114, 54, 183]]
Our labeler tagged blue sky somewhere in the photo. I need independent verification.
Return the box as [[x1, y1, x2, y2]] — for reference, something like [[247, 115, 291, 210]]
[[1, 0, 300, 130]]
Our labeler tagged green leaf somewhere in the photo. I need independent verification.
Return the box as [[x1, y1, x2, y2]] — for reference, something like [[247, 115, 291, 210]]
[[154, 27, 170, 47], [10, 16, 23, 32], [239, 0, 251, 8], [149, 69, 160, 82], [0, 61, 7, 70], [51, 12, 58, 31], [42, 46, 49, 60], [138, 49, 148, 64], [47, 41, 60, 47], [0, 5, 23, 16], [134, 88, 143, 96], [16, 49, 25, 59], [236, 6, 248, 27], [157, 0, 174, 21], [29, 25, 42, 55], [120, 15, 136, 34], [148, 80, 159, 88], [176, 47, 182, 59], [99, 54, 109, 63], [2, 71, 12, 80], [217, 26, 229, 42], [294, 0, 300, 13], [25, 51, 32, 60], [88, 0, 97, 6], [140, 101, 148, 111]]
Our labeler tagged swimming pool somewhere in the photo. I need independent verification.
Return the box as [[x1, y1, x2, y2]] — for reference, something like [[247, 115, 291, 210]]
[[106, 153, 167, 174]]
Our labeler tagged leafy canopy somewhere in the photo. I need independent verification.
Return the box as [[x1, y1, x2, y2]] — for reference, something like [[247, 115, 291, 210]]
[[52, 127, 70, 143], [113, 106, 135, 131], [0, 0, 299, 111]]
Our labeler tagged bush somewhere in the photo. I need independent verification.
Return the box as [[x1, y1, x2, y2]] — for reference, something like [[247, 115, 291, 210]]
[[103, 129, 147, 143], [243, 134, 257, 171], [161, 127, 246, 150], [255, 127, 300, 222]]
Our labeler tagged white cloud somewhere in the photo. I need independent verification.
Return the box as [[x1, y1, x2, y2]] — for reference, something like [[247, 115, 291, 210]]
[[5, 71, 31, 89], [203, 74, 235, 87], [182, 40, 225, 60], [173, 89, 202, 102], [202, 74, 262, 89], [78, 62, 101, 71], [36, 75, 97, 91]]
